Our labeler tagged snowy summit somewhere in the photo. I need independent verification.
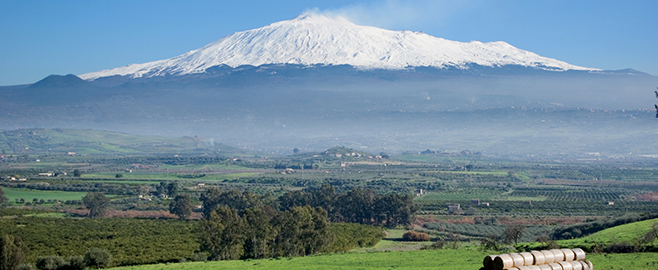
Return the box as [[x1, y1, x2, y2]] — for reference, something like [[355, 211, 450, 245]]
[[80, 13, 596, 80]]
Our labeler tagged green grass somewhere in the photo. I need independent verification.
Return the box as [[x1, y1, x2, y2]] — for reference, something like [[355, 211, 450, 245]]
[[109, 250, 658, 270], [81, 172, 258, 182], [558, 218, 658, 247], [2, 187, 88, 201], [111, 249, 490, 270]]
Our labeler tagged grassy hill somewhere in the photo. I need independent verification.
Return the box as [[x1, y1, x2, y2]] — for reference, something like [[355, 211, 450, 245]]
[[0, 128, 250, 156], [556, 217, 658, 248]]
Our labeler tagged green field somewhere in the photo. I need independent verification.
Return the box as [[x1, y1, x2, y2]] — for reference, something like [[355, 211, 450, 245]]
[[82, 172, 259, 182], [109, 249, 658, 270], [2, 187, 88, 201]]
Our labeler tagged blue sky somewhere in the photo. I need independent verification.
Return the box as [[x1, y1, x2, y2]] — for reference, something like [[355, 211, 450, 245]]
[[1, 0, 656, 86]]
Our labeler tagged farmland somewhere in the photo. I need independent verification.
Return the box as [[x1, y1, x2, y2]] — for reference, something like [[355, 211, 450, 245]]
[[1, 129, 658, 269]]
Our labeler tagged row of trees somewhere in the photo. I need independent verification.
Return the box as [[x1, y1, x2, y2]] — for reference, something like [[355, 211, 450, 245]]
[[278, 185, 419, 227], [199, 205, 333, 260], [198, 185, 418, 227], [197, 187, 395, 260]]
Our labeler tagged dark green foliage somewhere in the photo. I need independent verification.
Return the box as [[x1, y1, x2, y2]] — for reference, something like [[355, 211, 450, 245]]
[[0, 187, 6, 205], [35, 256, 65, 270], [198, 203, 363, 261], [0, 218, 198, 266], [327, 223, 385, 253], [61, 256, 85, 270], [82, 192, 110, 218], [242, 207, 276, 259], [278, 185, 419, 227], [271, 206, 333, 257], [169, 194, 192, 219], [83, 248, 111, 269], [402, 231, 430, 241], [201, 207, 246, 260], [200, 188, 264, 219], [0, 234, 28, 270], [72, 170, 81, 177]]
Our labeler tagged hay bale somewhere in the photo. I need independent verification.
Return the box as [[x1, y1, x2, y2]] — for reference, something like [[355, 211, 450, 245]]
[[519, 252, 534, 266], [547, 263, 563, 270], [582, 260, 593, 270], [541, 250, 556, 264], [484, 255, 498, 270], [571, 248, 586, 261], [561, 249, 575, 261], [494, 254, 515, 270], [569, 261, 583, 270], [530, 251, 545, 265], [550, 249, 565, 262], [537, 265, 553, 270], [521, 266, 541, 270], [558, 261, 573, 270], [510, 253, 525, 267]]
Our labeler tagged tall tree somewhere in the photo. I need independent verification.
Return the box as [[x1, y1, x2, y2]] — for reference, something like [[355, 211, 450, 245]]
[[199, 207, 246, 261], [166, 182, 180, 197], [242, 207, 276, 259], [82, 192, 110, 218], [0, 234, 28, 270], [169, 194, 193, 219]]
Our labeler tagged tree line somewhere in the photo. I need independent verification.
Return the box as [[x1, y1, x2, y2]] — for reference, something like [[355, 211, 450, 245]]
[[197, 185, 399, 260], [278, 184, 419, 227]]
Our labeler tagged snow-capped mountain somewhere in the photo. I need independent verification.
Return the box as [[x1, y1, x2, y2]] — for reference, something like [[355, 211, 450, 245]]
[[80, 13, 597, 80]]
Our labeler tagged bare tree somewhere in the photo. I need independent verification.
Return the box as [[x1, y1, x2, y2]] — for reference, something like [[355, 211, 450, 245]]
[[503, 224, 525, 245]]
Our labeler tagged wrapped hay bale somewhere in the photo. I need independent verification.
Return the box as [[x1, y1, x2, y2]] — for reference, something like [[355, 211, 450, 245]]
[[561, 249, 575, 261], [537, 265, 553, 270], [530, 251, 545, 265], [571, 248, 586, 261], [494, 254, 515, 270], [484, 255, 498, 270], [547, 263, 563, 270], [550, 249, 565, 262], [541, 250, 556, 264], [569, 261, 583, 270], [519, 252, 534, 266], [510, 253, 525, 267], [558, 261, 573, 270], [582, 260, 593, 270], [519, 266, 541, 270]]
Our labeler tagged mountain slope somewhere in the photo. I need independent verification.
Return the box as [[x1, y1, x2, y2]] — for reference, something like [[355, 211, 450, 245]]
[[79, 13, 596, 80]]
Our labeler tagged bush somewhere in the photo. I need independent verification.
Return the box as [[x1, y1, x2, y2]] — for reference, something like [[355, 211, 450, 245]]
[[84, 248, 111, 269], [402, 231, 430, 241], [36, 256, 65, 270], [605, 242, 636, 253], [422, 239, 445, 250]]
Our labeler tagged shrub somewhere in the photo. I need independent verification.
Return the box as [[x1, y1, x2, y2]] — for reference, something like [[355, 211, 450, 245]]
[[402, 231, 430, 241], [422, 239, 445, 250], [35, 256, 65, 270], [84, 248, 111, 269]]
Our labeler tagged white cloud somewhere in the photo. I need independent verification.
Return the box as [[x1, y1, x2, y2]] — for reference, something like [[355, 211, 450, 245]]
[[305, 0, 474, 31]]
